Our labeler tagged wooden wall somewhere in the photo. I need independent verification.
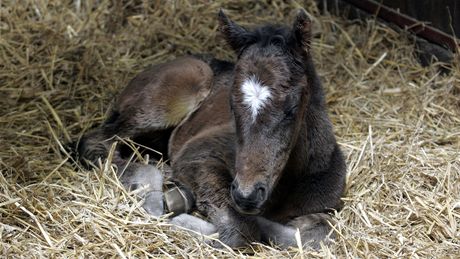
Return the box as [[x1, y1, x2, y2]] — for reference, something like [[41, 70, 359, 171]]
[[318, 0, 460, 38], [382, 0, 459, 37]]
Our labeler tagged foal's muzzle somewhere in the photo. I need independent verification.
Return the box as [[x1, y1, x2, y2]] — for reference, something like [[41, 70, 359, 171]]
[[230, 181, 267, 215]]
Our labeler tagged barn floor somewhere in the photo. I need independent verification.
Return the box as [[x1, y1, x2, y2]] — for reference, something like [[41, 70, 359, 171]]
[[1, 0, 459, 257]]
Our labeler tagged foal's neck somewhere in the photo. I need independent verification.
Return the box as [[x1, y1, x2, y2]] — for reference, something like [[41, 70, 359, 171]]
[[284, 122, 309, 179], [283, 56, 323, 179]]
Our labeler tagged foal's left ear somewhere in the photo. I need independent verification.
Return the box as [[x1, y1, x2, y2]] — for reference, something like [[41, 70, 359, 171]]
[[218, 9, 248, 52], [292, 9, 312, 51]]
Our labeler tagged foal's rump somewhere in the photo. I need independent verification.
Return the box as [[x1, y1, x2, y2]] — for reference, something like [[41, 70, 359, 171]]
[[114, 56, 213, 132]]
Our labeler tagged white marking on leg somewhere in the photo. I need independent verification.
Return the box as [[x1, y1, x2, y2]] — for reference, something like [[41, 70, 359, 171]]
[[170, 213, 217, 236], [125, 165, 164, 216], [241, 76, 271, 121]]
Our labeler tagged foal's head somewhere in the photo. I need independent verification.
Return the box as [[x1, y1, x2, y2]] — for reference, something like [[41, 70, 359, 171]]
[[219, 10, 313, 215]]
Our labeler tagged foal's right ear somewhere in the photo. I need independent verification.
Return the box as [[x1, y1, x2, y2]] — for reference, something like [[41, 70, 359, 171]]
[[218, 9, 249, 52]]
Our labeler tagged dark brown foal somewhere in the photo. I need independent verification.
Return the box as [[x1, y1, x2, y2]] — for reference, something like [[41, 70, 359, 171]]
[[76, 9, 346, 249]]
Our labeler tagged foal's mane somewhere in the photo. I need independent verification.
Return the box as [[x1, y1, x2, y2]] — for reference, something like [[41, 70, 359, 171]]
[[230, 22, 303, 55]]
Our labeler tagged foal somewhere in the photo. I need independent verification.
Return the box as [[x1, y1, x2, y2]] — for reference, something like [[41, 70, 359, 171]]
[[76, 10, 346, 248]]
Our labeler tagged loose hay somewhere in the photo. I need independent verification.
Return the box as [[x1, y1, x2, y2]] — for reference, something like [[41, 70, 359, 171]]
[[1, 0, 459, 257]]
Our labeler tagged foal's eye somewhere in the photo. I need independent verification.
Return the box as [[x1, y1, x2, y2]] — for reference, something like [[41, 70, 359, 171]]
[[284, 105, 298, 120], [270, 36, 285, 47]]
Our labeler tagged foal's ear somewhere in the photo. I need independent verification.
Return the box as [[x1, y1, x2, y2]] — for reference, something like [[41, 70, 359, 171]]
[[292, 9, 312, 50], [218, 9, 248, 52]]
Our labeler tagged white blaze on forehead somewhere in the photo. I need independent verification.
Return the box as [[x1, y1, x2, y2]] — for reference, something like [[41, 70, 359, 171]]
[[241, 76, 271, 120]]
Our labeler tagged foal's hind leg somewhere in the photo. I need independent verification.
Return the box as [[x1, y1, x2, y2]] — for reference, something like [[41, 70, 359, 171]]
[[76, 129, 167, 216], [75, 56, 213, 216], [256, 213, 334, 249]]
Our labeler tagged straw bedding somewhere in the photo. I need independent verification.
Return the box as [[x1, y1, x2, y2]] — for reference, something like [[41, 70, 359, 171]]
[[1, 0, 459, 257]]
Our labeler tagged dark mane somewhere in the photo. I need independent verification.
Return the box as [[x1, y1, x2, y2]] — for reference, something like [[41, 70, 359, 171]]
[[244, 24, 292, 47]]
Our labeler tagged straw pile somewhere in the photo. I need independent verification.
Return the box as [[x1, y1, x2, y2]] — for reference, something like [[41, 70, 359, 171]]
[[1, 0, 459, 257]]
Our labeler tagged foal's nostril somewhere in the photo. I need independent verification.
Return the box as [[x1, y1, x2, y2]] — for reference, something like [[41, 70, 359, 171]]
[[231, 181, 237, 192], [257, 185, 267, 201]]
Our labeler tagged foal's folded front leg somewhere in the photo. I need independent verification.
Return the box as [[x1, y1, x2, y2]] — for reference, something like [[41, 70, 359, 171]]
[[171, 158, 261, 247]]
